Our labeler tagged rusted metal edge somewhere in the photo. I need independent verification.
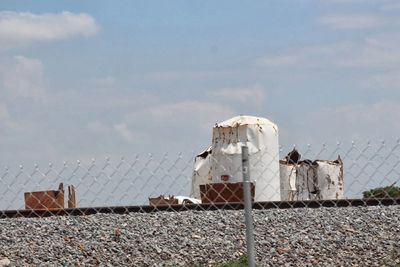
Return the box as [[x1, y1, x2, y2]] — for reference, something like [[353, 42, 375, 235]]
[[1, 198, 399, 219]]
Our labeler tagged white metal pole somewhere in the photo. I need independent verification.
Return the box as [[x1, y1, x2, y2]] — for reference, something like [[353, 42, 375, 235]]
[[242, 145, 256, 267]]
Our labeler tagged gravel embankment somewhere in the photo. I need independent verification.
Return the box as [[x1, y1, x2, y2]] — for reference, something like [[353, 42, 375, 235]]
[[0, 206, 399, 266]]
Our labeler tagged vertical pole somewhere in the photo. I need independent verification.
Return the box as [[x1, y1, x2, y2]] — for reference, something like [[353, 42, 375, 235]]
[[242, 146, 256, 267]]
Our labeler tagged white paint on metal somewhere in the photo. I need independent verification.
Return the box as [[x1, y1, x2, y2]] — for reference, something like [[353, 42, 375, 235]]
[[210, 115, 281, 201], [279, 163, 297, 201], [295, 162, 317, 200], [191, 115, 345, 203], [313, 160, 344, 200], [280, 157, 344, 201], [190, 146, 212, 199]]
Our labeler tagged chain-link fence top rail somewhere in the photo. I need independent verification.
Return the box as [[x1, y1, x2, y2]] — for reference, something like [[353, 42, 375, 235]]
[[1, 140, 399, 214]]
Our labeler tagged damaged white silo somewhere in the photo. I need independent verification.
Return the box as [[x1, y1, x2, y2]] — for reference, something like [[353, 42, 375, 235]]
[[280, 152, 344, 201], [210, 115, 281, 202]]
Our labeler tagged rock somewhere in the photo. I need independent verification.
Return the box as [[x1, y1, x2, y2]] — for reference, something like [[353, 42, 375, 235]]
[[0, 206, 399, 266], [0, 258, 10, 267]]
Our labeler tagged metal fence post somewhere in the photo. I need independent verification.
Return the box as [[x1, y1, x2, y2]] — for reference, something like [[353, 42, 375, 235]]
[[242, 145, 256, 267]]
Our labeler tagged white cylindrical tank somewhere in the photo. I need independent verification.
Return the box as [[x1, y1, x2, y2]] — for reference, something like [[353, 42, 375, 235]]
[[210, 115, 281, 201]]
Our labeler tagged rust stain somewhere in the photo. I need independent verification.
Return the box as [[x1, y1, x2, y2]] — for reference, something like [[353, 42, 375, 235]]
[[200, 182, 255, 203], [24, 183, 77, 210], [281, 149, 344, 201], [24, 183, 65, 210]]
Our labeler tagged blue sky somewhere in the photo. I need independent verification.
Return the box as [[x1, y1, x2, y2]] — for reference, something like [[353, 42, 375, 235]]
[[1, 0, 400, 165]]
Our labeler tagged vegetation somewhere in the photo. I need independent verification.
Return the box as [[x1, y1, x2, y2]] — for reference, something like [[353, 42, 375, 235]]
[[185, 256, 249, 267], [362, 184, 400, 199], [216, 256, 249, 267], [379, 247, 400, 267]]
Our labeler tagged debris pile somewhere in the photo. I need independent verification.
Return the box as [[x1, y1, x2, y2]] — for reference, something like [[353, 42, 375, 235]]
[[150, 115, 346, 204], [148, 195, 201, 206], [280, 149, 344, 201]]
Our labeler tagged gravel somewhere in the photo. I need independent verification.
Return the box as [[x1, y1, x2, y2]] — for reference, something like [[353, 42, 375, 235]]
[[0, 206, 399, 266]]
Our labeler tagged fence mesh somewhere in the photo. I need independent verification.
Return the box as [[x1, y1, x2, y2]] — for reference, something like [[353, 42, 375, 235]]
[[1, 140, 399, 217]]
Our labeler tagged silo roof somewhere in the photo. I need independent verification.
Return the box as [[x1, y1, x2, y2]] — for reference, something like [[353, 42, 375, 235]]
[[214, 115, 277, 128]]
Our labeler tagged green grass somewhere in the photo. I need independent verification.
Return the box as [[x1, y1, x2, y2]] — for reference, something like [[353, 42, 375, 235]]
[[216, 256, 248, 267], [380, 247, 400, 267], [184, 256, 249, 267], [363, 185, 400, 199]]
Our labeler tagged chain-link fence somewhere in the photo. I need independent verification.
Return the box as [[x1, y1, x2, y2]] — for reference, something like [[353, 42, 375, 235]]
[[1, 141, 399, 217], [1, 140, 400, 266]]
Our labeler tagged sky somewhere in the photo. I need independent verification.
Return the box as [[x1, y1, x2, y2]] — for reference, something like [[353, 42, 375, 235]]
[[1, 0, 400, 167]]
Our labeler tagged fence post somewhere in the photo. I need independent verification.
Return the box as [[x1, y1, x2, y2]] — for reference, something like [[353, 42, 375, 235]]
[[242, 145, 256, 267]]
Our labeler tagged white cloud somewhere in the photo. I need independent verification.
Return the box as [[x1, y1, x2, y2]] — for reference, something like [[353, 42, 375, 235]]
[[110, 100, 237, 152], [116, 100, 236, 145], [335, 101, 400, 129], [336, 34, 400, 68], [320, 14, 383, 30], [146, 100, 236, 130], [114, 123, 137, 144], [364, 70, 400, 89], [1, 56, 47, 101], [113, 122, 152, 145], [258, 41, 354, 69], [210, 85, 266, 106], [0, 11, 99, 49], [258, 32, 400, 71], [87, 121, 112, 135], [290, 100, 400, 144]]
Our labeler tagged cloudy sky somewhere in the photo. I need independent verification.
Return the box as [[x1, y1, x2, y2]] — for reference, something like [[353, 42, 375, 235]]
[[1, 0, 400, 166]]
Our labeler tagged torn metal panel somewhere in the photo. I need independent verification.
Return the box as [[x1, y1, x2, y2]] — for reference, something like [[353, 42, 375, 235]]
[[284, 148, 301, 164], [312, 158, 344, 200], [210, 115, 281, 202], [295, 160, 318, 200], [190, 146, 212, 199], [280, 152, 344, 201], [279, 161, 297, 201]]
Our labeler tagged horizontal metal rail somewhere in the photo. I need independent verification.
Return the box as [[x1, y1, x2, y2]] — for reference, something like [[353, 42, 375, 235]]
[[1, 198, 399, 219]]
